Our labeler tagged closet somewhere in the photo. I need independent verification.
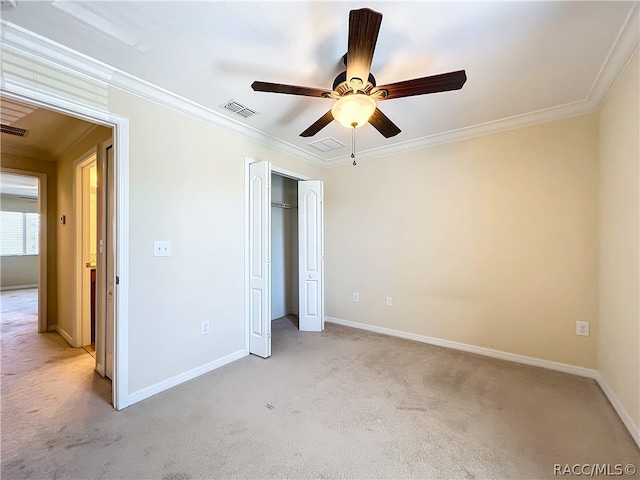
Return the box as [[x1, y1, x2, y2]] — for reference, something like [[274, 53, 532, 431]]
[[270, 173, 298, 321]]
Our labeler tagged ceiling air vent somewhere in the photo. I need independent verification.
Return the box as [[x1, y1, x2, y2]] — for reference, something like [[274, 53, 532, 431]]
[[1, 124, 28, 137], [221, 100, 258, 119], [308, 137, 346, 152]]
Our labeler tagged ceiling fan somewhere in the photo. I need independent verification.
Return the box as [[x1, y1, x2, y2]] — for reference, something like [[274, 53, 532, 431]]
[[252, 8, 467, 139]]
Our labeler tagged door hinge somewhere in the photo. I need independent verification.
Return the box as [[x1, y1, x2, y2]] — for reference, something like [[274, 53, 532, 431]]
[[116, 276, 120, 285]]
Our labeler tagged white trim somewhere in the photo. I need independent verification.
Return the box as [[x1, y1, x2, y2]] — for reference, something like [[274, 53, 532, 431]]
[[1, 82, 131, 411], [271, 165, 312, 181], [588, 4, 640, 109], [127, 350, 247, 406], [73, 147, 98, 348], [113, 117, 130, 411], [0, 284, 37, 291], [51, 325, 74, 347], [244, 157, 254, 356], [2, 10, 638, 168], [325, 316, 598, 379], [594, 373, 640, 448]]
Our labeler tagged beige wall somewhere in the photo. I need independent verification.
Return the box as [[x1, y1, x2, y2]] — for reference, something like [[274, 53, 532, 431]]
[[55, 126, 112, 340], [323, 113, 599, 368], [1, 256, 38, 288], [598, 50, 639, 433], [0, 154, 57, 324], [0, 194, 39, 288]]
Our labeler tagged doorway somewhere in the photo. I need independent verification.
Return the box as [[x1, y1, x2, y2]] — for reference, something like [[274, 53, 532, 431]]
[[0, 89, 129, 409], [74, 140, 115, 380], [246, 160, 325, 358], [270, 172, 299, 325], [0, 170, 47, 333], [75, 151, 97, 356]]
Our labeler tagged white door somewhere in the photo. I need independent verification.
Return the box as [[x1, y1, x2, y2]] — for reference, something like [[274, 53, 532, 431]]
[[95, 142, 115, 378], [248, 161, 271, 358], [105, 144, 115, 379], [298, 181, 324, 332]]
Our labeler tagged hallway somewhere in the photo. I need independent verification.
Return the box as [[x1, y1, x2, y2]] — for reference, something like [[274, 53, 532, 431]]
[[1, 288, 112, 475]]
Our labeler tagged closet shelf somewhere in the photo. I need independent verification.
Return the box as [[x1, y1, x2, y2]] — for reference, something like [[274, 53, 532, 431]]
[[271, 202, 296, 209]]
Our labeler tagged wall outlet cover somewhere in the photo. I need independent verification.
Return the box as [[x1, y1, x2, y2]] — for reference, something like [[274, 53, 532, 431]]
[[576, 321, 590, 336]]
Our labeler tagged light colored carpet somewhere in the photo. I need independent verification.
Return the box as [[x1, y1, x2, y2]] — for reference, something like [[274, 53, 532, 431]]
[[1, 289, 638, 479]]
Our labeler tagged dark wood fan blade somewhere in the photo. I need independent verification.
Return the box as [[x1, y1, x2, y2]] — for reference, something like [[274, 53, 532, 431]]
[[372, 70, 467, 100], [252, 81, 330, 98], [369, 108, 401, 138], [346, 8, 382, 92], [300, 111, 334, 137]]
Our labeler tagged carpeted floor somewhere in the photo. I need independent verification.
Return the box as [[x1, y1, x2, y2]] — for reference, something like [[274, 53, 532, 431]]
[[1, 288, 638, 479]]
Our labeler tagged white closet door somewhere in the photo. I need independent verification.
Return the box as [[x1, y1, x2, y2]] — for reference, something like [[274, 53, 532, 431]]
[[105, 144, 115, 379], [248, 161, 272, 357], [298, 180, 324, 332]]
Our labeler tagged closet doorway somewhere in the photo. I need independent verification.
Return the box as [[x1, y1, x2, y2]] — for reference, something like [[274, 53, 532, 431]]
[[246, 160, 324, 358], [270, 173, 299, 325]]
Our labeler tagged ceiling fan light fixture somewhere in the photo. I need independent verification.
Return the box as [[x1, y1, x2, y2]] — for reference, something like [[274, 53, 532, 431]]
[[331, 94, 376, 129]]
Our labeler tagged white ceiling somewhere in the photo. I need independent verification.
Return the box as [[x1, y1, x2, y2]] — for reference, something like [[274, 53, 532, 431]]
[[1, 1, 638, 165]]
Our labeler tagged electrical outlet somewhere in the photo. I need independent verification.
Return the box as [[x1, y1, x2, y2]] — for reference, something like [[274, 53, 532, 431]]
[[201, 320, 210, 335], [576, 321, 589, 336], [153, 240, 171, 257], [386, 296, 392, 307], [353, 292, 359, 302]]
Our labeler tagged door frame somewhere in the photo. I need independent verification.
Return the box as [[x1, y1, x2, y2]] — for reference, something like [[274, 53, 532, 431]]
[[73, 148, 97, 348], [0, 168, 47, 333], [0, 86, 130, 410], [244, 157, 314, 353]]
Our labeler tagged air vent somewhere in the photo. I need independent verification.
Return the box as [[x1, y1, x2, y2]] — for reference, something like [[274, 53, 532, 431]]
[[221, 100, 258, 119], [308, 137, 346, 152], [1, 124, 28, 137]]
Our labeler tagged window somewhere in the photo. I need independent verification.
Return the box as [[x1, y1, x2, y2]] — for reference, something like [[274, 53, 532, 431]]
[[0, 211, 40, 256]]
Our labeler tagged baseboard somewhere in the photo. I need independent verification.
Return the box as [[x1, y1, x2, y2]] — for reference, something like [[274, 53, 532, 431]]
[[0, 284, 37, 291], [325, 316, 598, 379], [594, 372, 640, 447], [127, 349, 247, 405], [50, 325, 74, 347]]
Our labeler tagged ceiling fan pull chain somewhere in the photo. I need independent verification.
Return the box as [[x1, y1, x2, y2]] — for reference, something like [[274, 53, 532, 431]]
[[351, 123, 357, 166]]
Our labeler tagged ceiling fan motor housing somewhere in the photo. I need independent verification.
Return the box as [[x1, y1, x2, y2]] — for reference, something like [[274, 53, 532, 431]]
[[333, 71, 377, 94]]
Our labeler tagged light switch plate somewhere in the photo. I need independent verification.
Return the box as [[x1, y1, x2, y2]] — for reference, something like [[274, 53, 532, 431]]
[[154, 240, 171, 257]]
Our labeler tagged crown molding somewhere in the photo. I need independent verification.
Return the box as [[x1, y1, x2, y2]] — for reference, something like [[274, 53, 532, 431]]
[[321, 100, 597, 167], [0, 20, 327, 168], [2, 9, 638, 169], [588, 3, 639, 109]]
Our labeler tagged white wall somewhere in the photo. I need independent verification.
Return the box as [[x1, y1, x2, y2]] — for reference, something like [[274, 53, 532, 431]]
[[598, 49, 639, 438], [323, 113, 599, 368], [107, 88, 324, 394]]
